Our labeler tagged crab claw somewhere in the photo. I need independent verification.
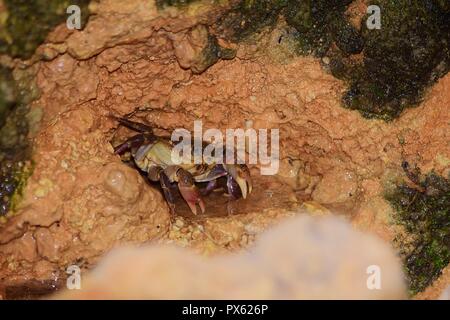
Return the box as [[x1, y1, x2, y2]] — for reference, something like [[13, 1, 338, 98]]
[[176, 169, 206, 215], [224, 164, 253, 199], [179, 184, 206, 215]]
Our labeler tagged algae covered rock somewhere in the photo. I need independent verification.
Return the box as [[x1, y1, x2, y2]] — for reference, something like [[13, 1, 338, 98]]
[[156, 0, 199, 9], [216, 0, 449, 120], [171, 24, 236, 74], [217, 0, 289, 41], [285, 0, 361, 56], [0, 65, 16, 128], [340, 0, 450, 120], [386, 164, 450, 294], [0, 0, 90, 59], [0, 65, 40, 217]]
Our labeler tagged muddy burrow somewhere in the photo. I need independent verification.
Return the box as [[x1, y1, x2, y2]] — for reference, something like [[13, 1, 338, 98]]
[[0, 0, 449, 299]]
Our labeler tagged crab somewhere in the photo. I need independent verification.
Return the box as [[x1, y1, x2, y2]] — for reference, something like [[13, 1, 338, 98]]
[[112, 116, 252, 215]]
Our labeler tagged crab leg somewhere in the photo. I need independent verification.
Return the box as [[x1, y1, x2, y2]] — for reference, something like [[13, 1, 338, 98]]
[[201, 179, 218, 196], [112, 116, 154, 134], [164, 166, 205, 215], [147, 166, 177, 214], [114, 134, 150, 154], [147, 166, 162, 182], [223, 164, 253, 199], [159, 171, 177, 215], [226, 175, 242, 199], [194, 164, 228, 182]]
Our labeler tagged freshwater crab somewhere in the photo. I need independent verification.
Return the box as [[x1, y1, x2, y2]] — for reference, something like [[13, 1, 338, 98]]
[[112, 116, 252, 215]]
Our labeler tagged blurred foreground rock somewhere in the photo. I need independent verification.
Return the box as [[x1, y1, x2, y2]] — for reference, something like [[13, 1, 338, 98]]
[[54, 215, 406, 299], [439, 286, 450, 300]]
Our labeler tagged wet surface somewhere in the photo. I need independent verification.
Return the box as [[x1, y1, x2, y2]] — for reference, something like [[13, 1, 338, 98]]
[[167, 175, 304, 221], [1, 279, 64, 300]]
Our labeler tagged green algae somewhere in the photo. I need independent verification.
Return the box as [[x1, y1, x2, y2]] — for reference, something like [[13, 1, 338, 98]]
[[217, 0, 288, 41], [0, 65, 40, 217], [340, 0, 450, 120], [0, 65, 16, 128], [156, 0, 202, 9], [215, 0, 449, 120], [0, 0, 91, 59], [385, 163, 450, 295], [0, 1, 89, 218]]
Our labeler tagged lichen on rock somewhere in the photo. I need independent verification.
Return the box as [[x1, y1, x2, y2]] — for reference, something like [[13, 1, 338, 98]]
[[0, 0, 91, 59], [155, 0, 200, 9], [0, 65, 40, 218], [170, 24, 236, 74], [216, 0, 450, 120], [0, 65, 16, 128], [339, 0, 450, 120], [386, 165, 450, 295]]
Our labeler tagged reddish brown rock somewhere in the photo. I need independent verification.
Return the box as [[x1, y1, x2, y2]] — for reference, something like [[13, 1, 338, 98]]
[[0, 0, 448, 298]]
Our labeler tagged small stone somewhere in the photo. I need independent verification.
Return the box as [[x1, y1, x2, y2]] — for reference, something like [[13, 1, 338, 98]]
[[61, 160, 69, 169], [174, 218, 184, 228]]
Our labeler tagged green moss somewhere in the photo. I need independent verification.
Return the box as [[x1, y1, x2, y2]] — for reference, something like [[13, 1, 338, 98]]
[[0, 0, 90, 59], [217, 0, 360, 54], [192, 30, 236, 73], [156, 0, 201, 9], [0, 160, 33, 217], [217, 0, 288, 41], [0, 66, 40, 217], [0, 1, 87, 217], [385, 163, 450, 295], [8, 160, 34, 212], [285, 0, 361, 56], [0, 65, 16, 128], [216, 0, 449, 120], [339, 0, 450, 120], [0, 104, 30, 217]]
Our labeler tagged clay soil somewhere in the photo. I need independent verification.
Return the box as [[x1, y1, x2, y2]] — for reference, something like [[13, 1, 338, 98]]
[[0, 1, 448, 299]]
